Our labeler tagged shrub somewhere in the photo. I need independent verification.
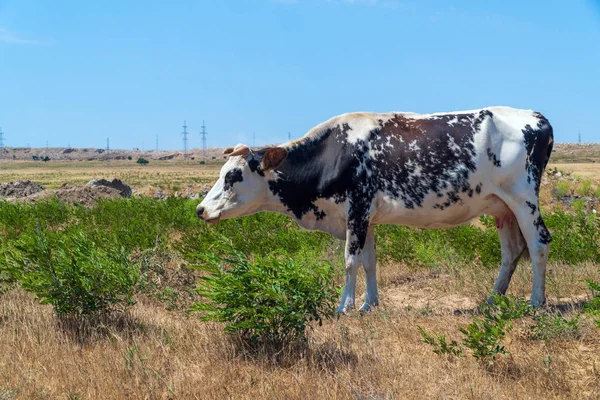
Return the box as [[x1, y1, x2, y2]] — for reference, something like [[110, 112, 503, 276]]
[[583, 275, 600, 328], [127, 155, 132, 160], [460, 295, 530, 365], [554, 180, 572, 197], [137, 157, 149, 165], [191, 242, 337, 345], [4, 229, 140, 316]]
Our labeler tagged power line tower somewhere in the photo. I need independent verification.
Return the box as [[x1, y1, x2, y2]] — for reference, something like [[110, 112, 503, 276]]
[[288, 132, 291, 141], [46, 140, 49, 159], [106, 137, 110, 166], [253, 132, 256, 147], [578, 130, 582, 144], [182, 120, 189, 159], [156, 135, 159, 151], [0, 127, 4, 162], [200, 120, 208, 163]]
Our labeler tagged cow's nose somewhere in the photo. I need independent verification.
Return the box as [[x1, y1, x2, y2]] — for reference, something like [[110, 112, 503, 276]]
[[196, 206, 205, 220]]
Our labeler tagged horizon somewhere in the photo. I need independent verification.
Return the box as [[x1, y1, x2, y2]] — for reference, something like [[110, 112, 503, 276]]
[[1, 1, 599, 150]]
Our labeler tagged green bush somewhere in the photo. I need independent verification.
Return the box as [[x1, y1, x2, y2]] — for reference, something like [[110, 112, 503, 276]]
[[460, 295, 530, 365], [137, 157, 149, 165], [4, 229, 140, 316], [191, 242, 337, 345], [583, 276, 600, 327]]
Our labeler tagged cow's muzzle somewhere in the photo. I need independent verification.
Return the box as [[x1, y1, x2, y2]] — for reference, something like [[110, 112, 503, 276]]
[[196, 205, 221, 224]]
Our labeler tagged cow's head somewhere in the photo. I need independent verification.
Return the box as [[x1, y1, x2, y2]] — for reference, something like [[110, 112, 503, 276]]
[[196, 144, 288, 224]]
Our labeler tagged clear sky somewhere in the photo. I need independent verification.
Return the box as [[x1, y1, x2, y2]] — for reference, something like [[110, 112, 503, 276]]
[[1, 0, 599, 150]]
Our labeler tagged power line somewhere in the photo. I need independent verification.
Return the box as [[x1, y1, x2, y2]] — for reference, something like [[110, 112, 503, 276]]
[[200, 120, 208, 163], [182, 120, 189, 159]]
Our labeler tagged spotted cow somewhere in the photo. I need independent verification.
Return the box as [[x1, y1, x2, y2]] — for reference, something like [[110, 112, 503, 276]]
[[197, 106, 554, 313]]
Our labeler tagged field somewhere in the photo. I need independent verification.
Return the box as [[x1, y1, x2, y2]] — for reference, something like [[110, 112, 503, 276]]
[[1, 153, 600, 399]]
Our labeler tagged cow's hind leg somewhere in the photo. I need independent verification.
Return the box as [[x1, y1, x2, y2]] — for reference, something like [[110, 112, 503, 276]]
[[359, 227, 379, 312], [495, 189, 551, 307], [337, 209, 371, 314], [489, 212, 528, 300]]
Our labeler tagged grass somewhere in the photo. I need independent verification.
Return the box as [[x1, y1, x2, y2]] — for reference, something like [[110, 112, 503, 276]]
[[0, 160, 600, 398]]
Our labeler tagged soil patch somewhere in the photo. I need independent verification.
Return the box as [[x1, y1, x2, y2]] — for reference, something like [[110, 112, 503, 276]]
[[0, 180, 45, 198]]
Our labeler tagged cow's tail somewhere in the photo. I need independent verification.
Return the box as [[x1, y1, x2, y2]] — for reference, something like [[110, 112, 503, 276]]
[[538, 113, 554, 174]]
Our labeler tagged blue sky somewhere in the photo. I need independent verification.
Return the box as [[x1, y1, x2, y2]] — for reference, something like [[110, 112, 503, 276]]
[[1, 1, 599, 150]]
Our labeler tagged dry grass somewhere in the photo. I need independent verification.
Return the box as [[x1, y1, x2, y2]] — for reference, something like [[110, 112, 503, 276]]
[[1, 258, 599, 399], [0, 160, 222, 191], [1, 159, 600, 399]]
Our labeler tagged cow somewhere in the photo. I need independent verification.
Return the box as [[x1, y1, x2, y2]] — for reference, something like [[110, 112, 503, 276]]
[[196, 106, 554, 313]]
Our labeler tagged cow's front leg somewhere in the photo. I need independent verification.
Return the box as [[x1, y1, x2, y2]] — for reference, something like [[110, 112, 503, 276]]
[[336, 216, 370, 314], [359, 227, 379, 312]]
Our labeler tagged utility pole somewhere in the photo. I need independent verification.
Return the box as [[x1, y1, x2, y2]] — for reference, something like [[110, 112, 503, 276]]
[[253, 132, 256, 147], [182, 120, 189, 160], [578, 130, 582, 144], [46, 140, 49, 159], [0, 127, 4, 162], [156, 135, 159, 151], [288, 132, 291, 141], [106, 137, 110, 166], [200, 120, 208, 163]]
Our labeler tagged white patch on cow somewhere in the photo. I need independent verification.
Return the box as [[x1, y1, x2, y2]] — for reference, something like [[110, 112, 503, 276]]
[[446, 133, 461, 155], [408, 140, 420, 151], [447, 115, 459, 126]]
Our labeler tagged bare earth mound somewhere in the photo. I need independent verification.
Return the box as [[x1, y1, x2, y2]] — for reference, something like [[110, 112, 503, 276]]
[[0, 180, 45, 198], [24, 184, 122, 207]]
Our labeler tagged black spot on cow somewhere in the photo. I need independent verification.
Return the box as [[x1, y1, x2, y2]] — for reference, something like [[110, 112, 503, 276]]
[[526, 201, 537, 215], [523, 113, 554, 194], [534, 215, 552, 244], [486, 147, 502, 167], [265, 125, 355, 221], [247, 157, 265, 176], [475, 183, 482, 194], [223, 168, 243, 190]]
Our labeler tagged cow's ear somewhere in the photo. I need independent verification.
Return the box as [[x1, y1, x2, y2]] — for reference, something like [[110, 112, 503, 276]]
[[261, 147, 288, 171], [223, 147, 235, 155], [228, 145, 250, 158]]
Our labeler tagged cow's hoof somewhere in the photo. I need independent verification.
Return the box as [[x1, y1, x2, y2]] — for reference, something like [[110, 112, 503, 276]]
[[335, 305, 351, 315], [359, 302, 378, 313], [530, 296, 546, 308]]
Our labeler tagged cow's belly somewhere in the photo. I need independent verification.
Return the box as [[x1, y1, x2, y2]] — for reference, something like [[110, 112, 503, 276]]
[[372, 192, 511, 228]]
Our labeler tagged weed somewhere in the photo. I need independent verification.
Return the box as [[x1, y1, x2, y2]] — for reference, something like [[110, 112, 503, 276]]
[[528, 312, 580, 341], [576, 178, 593, 196], [418, 327, 463, 356]]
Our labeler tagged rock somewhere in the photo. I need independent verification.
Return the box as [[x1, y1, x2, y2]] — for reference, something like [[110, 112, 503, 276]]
[[87, 178, 132, 198], [554, 171, 562, 178], [60, 148, 76, 154]]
